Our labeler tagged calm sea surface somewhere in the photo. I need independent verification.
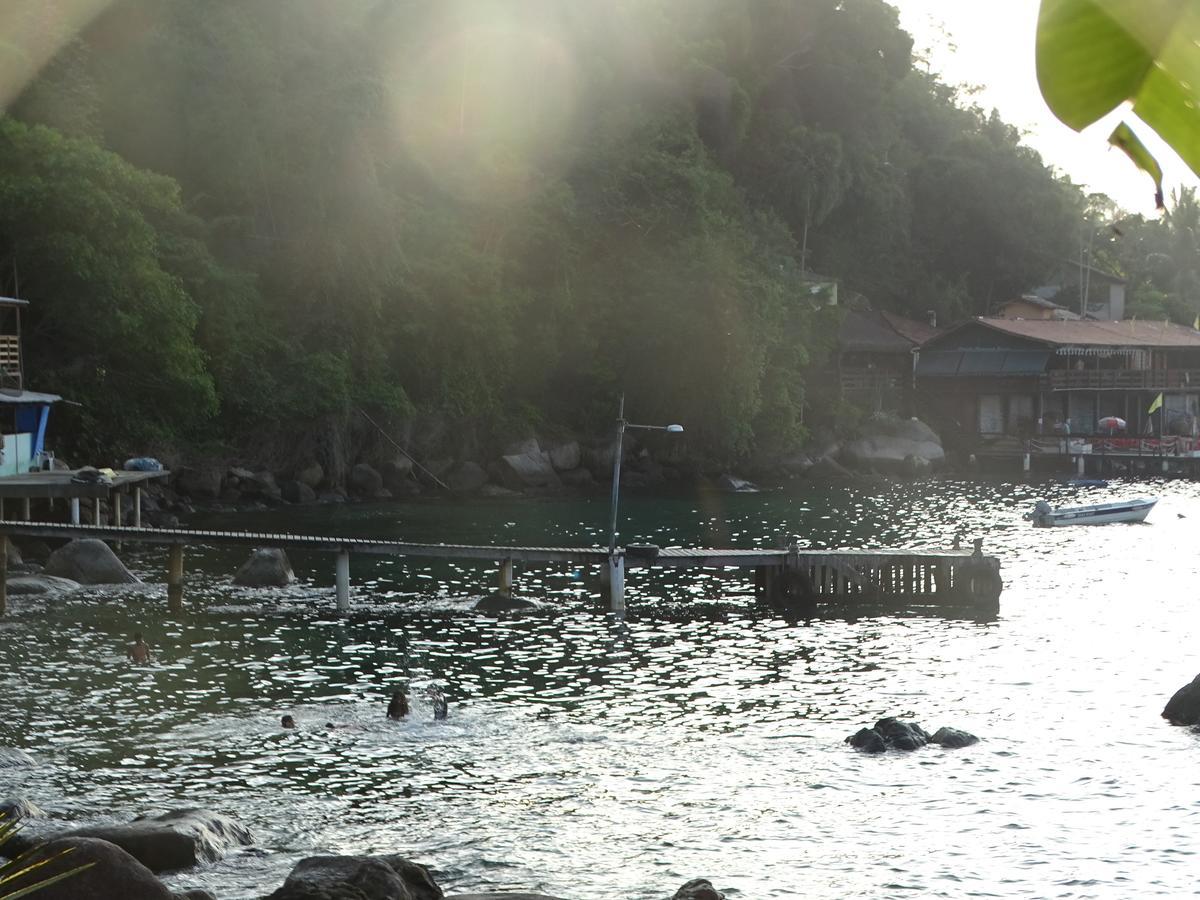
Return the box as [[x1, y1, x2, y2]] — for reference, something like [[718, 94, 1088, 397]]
[[3, 477, 1200, 899]]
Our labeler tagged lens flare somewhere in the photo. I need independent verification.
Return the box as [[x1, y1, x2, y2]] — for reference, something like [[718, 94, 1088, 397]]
[[391, 18, 578, 203]]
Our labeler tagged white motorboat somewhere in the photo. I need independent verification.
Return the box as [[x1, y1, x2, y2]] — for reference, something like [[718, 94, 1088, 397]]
[[1028, 497, 1157, 527]]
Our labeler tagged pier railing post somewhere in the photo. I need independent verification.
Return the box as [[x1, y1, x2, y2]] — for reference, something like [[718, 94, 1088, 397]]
[[167, 543, 184, 613], [0, 533, 7, 618], [499, 558, 513, 599], [608, 552, 625, 613], [335, 549, 351, 612]]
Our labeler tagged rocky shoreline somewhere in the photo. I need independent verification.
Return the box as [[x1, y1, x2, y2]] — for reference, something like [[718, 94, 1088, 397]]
[[71, 416, 948, 530], [0, 800, 728, 900]]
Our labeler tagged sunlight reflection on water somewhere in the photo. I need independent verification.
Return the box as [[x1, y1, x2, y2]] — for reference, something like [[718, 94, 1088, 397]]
[[3, 477, 1200, 899]]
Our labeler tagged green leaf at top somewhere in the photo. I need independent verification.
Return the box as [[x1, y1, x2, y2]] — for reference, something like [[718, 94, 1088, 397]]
[[1109, 121, 1166, 207], [1037, 0, 1200, 178]]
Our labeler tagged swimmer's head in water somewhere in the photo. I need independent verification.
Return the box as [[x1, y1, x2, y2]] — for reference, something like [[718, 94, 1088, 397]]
[[133, 632, 143, 642], [281, 715, 295, 729], [387, 690, 409, 720]]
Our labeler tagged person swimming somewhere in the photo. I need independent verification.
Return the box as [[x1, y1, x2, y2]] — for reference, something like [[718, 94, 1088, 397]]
[[280, 715, 296, 729], [386, 686, 447, 720], [387, 690, 410, 720], [126, 633, 152, 664], [427, 685, 448, 721]]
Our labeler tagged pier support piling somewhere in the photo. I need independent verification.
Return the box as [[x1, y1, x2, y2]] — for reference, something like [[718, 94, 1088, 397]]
[[112, 493, 122, 528], [499, 558, 513, 599], [0, 534, 7, 618], [335, 549, 351, 612], [166, 543, 184, 613], [608, 553, 625, 613], [134, 487, 142, 528], [69, 498, 80, 525]]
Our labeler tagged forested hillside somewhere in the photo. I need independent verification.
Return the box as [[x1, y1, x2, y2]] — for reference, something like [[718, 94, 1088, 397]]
[[0, 1, 1120, 470]]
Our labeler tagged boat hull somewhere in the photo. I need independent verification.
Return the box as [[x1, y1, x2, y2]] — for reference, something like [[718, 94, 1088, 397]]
[[1031, 498, 1157, 527]]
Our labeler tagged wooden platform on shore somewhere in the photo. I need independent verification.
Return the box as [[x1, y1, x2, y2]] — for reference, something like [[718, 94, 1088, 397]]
[[0, 469, 169, 499]]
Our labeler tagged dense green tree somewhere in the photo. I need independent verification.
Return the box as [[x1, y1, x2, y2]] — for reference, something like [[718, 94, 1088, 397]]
[[0, 0, 1109, 467]]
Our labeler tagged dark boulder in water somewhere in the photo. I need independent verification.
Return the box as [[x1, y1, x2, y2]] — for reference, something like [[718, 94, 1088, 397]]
[[44, 539, 139, 585], [673, 877, 727, 900], [1, 836, 186, 900], [473, 592, 538, 613], [930, 726, 979, 748], [264, 853, 443, 900], [1163, 672, 1200, 725], [9, 808, 253, 873], [847, 717, 976, 752], [233, 548, 296, 587]]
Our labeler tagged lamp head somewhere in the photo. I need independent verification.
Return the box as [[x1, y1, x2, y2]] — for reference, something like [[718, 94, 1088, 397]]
[[666, 424, 684, 433]]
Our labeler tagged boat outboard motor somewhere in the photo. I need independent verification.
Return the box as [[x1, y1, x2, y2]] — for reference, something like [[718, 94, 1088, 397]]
[[1033, 500, 1052, 519]]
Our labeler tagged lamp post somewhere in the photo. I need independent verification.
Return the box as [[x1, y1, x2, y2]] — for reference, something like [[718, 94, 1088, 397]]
[[605, 394, 683, 611]]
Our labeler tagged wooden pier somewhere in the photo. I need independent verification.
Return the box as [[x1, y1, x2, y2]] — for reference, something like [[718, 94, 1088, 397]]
[[0, 522, 1002, 616]]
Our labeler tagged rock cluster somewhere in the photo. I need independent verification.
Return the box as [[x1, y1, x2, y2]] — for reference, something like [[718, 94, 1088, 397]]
[[846, 717, 979, 753], [0, 796, 730, 900]]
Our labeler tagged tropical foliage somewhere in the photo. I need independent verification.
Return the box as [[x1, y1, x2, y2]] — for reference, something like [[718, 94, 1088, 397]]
[[0, 0, 1170, 465]]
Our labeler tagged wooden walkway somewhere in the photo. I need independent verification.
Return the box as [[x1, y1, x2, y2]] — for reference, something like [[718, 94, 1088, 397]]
[[0, 522, 1003, 615]]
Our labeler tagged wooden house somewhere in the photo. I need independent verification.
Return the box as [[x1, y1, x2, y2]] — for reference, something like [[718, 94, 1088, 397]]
[[915, 317, 1200, 458], [825, 307, 939, 414]]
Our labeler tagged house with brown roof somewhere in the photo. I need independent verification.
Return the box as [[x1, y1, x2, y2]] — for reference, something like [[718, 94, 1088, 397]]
[[914, 317, 1200, 461], [823, 307, 940, 414]]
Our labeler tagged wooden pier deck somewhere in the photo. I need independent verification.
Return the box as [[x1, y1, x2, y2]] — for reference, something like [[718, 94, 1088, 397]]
[[0, 522, 1003, 616]]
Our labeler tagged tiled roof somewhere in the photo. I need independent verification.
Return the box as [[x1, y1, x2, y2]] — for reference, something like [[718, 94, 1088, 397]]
[[880, 310, 940, 345], [969, 317, 1200, 348]]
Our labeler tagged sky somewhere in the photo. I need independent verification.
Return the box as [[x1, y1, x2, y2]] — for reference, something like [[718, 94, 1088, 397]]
[[892, 0, 1199, 217]]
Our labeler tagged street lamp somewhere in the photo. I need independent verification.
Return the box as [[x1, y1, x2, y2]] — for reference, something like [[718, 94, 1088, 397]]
[[607, 394, 684, 555]]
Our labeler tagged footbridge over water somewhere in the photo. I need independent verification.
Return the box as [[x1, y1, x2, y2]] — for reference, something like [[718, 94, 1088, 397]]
[[0, 522, 1003, 616]]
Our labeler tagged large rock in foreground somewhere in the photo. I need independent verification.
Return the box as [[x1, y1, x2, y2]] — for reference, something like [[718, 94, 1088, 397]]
[[1, 836, 196, 900], [1163, 672, 1200, 725], [233, 548, 296, 587], [265, 854, 442, 900], [11, 808, 253, 873], [44, 539, 140, 585]]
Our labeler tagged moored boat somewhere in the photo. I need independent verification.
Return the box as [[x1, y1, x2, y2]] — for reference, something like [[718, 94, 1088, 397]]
[[1029, 497, 1157, 527]]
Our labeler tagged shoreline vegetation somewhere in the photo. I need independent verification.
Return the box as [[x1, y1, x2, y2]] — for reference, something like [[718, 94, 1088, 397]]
[[6, 1, 1200, 481]]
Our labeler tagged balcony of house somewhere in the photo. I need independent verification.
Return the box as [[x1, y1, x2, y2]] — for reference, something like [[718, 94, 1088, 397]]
[[1040, 368, 1200, 391]]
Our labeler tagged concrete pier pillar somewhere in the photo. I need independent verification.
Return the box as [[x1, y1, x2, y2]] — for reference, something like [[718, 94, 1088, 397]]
[[70, 498, 80, 525], [608, 553, 625, 613], [134, 487, 142, 528], [112, 492, 122, 528], [20, 498, 30, 521], [498, 558, 513, 599], [1076, 455, 1085, 475], [1022, 452, 1031, 473], [0, 533, 7, 618], [167, 543, 184, 613], [335, 549, 351, 612]]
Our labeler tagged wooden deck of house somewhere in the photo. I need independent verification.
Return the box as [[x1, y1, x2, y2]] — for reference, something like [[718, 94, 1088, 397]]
[[0, 521, 1003, 617]]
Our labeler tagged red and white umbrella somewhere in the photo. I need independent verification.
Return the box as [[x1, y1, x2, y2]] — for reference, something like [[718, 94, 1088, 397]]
[[1098, 416, 1126, 432]]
